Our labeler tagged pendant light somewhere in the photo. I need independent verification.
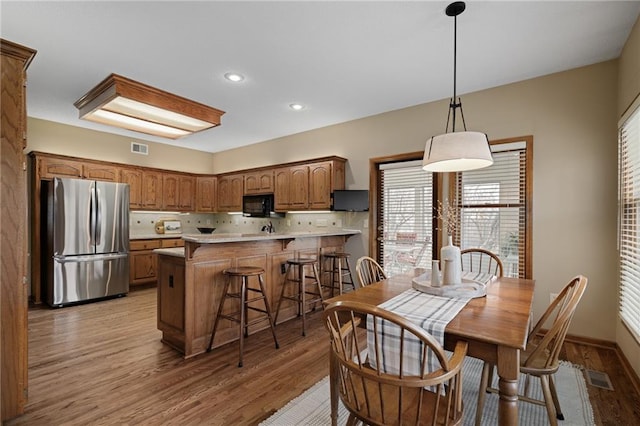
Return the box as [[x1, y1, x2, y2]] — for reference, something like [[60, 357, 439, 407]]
[[422, 2, 493, 172]]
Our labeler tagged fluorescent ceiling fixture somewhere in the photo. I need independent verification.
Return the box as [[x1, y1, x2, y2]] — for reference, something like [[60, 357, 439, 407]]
[[289, 103, 305, 111], [224, 72, 244, 82], [422, 2, 493, 172], [74, 73, 225, 140]]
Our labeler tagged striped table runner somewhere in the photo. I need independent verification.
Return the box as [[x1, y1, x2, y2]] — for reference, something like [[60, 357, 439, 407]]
[[367, 272, 493, 376]]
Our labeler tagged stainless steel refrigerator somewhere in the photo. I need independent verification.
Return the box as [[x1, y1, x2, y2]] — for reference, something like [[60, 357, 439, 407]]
[[44, 177, 130, 307]]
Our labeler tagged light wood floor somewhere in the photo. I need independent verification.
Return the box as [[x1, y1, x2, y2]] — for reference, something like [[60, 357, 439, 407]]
[[7, 287, 640, 425]]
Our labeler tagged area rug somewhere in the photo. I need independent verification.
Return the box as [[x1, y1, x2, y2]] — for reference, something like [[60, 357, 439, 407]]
[[261, 357, 594, 425]]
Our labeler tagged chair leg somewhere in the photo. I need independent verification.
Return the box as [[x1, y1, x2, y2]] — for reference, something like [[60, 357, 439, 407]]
[[539, 375, 559, 426], [475, 362, 491, 426], [549, 374, 565, 420], [274, 263, 291, 326], [300, 265, 307, 336], [238, 277, 247, 368], [258, 274, 279, 349], [207, 275, 231, 352]]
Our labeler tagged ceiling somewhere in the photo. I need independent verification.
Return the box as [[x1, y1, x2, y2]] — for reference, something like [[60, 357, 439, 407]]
[[2, 1, 640, 154]]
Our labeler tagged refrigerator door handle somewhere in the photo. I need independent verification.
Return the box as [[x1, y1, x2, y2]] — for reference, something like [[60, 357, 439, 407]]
[[88, 182, 96, 247], [54, 253, 129, 263], [95, 185, 102, 246]]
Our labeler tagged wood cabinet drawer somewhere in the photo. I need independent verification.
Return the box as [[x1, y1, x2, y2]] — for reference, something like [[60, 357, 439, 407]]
[[161, 239, 184, 248], [130, 239, 162, 251]]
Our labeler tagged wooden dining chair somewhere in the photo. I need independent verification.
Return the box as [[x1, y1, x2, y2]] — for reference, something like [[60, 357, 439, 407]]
[[323, 300, 468, 426], [355, 256, 387, 287], [475, 275, 588, 426], [460, 248, 504, 277]]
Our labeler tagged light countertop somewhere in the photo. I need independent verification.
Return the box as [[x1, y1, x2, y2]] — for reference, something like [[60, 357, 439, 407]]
[[181, 229, 360, 243], [153, 229, 361, 257]]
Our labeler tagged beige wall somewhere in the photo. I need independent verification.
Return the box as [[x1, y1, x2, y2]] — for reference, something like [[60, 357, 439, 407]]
[[26, 118, 215, 174], [212, 60, 620, 344], [617, 16, 640, 381]]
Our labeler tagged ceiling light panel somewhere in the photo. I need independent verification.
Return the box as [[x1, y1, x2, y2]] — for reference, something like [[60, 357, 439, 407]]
[[74, 74, 225, 140]]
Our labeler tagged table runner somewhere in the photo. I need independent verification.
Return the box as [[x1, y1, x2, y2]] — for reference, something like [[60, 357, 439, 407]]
[[366, 272, 493, 377]]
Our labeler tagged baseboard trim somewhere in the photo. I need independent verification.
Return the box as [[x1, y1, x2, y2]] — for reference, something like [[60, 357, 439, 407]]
[[615, 343, 640, 397], [559, 333, 640, 396]]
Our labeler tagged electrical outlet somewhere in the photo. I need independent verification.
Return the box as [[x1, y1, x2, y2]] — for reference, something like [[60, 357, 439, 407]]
[[550, 292, 559, 303], [363, 219, 369, 228], [286, 219, 291, 227]]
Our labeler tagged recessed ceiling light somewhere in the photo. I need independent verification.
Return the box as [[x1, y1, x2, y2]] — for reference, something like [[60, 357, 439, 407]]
[[289, 103, 305, 111], [224, 73, 244, 82]]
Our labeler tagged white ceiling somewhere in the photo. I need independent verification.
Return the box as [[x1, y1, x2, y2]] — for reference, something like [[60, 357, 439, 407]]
[[2, 1, 639, 154]]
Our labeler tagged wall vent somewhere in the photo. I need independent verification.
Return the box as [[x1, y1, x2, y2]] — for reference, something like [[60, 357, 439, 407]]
[[131, 142, 148, 155]]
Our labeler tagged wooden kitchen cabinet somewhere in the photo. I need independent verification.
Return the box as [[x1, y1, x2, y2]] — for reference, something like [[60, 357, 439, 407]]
[[1, 38, 36, 422], [274, 158, 345, 211], [309, 160, 345, 209], [129, 238, 184, 287], [83, 163, 120, 182], [196, 176, 217, 212], [141, 170, 163, 210], [129, 239, 161, 286], [163, 173, 194, 211], [274, 165, 309, 211], [217, 173, 243, 212], [37, 156, 83, 179], [244, 170, 274, 195], [120, 168, 143, 208]]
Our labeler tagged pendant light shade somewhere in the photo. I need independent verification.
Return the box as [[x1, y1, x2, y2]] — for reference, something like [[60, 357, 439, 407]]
[[423, 131, 492, 172], [422, 2, 493, 173]]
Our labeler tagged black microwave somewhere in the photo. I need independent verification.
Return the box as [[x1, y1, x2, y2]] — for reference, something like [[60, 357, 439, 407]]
[[243, 194, 282, 217]]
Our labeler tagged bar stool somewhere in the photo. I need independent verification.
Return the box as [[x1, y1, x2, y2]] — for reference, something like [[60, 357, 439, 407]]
[[274, 257, 324, 336], [207, 266, 279, 367], [321, 251, 356, 297]]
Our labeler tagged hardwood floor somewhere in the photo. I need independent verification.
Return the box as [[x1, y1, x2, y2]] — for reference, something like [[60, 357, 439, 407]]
[[7, 288, 640, 425]]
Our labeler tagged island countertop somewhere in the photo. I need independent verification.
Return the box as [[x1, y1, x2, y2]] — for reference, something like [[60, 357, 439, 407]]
[[181, 228, 360, 243]]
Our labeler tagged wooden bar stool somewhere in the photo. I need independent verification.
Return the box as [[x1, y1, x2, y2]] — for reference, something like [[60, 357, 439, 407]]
[[274, 258, 324, 336], [207, 266, 279, 367], [321, 252, 356, 297]]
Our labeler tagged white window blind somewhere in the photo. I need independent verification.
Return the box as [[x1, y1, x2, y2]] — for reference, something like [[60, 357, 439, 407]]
[[618, 104, 640, 341], [457, 141, 528, 278], [379, 161, 433, 275]]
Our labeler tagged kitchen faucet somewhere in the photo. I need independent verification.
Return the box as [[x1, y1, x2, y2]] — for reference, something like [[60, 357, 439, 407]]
[[261, 221, 275, 233]]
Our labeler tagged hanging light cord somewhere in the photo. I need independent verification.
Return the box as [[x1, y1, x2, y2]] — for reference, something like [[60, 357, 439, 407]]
[[444, 3, 468, 134]]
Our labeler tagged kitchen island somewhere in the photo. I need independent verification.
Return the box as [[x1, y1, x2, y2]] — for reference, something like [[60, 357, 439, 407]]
[[155, 229, 360, 358]]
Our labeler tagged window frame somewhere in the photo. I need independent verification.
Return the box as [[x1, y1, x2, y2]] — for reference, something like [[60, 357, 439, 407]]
[[452, 136, 533, 279]]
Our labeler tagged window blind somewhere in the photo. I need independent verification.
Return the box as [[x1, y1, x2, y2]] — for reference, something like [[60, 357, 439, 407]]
[[619, 104, 640, 341], [457, 141, 528, 278], [379, 160, 433, 274]]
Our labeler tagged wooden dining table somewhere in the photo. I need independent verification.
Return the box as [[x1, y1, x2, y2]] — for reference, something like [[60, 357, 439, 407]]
[[323, 269, 535, 426]]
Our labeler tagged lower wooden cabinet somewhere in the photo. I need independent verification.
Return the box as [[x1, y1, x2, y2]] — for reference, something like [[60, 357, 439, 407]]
[[129, 238, 184, 286]]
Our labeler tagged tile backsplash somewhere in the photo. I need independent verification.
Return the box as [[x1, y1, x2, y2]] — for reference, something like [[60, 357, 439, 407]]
[[129, 211, 367, 238]]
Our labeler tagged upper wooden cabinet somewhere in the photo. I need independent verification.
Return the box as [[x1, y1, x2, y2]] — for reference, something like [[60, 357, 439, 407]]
[[196, 176, 217, 212], [274, 158, 346, 211], [36, 156, 83, 179], [163, 173, 195, 211], [141, 171, 163, 210], [83, 163, 120, 182], [217, 173, 243, 212], [120, 168, 163, 210], [244, 170, 274, 195], [120, 168, 143, 208]]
